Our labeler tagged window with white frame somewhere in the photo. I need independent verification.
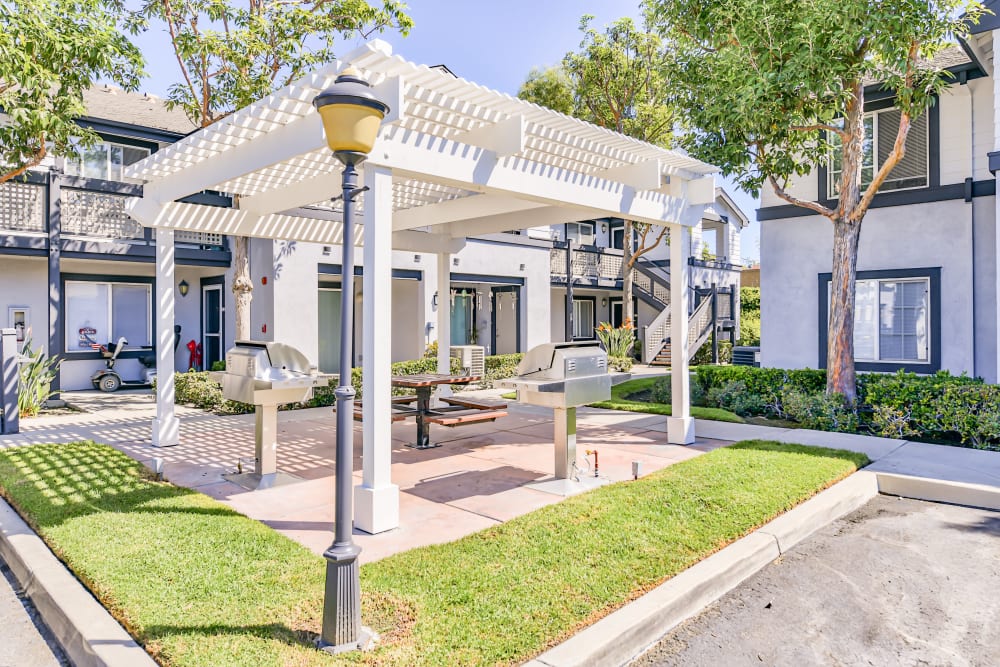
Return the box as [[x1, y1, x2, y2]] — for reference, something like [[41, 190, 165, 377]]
[[828, 107, 929, 196], [65, 281, 152, 352], [573, 298, 595, 339], [829, 277, 930, 363], [565, 221, 596, 246], [65, 141, 151, 182]]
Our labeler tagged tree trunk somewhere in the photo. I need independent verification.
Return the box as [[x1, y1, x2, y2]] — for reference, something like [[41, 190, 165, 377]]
[[827, 218, 862, 402], [623, 220, 634, 325], [232, 235, 253, 340]]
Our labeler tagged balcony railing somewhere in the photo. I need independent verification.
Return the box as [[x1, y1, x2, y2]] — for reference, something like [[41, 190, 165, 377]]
[[550, 246, 623, 281], [1, 180, 225, 249], [62, 189, 144, 239], [0, 181, 46, 234]]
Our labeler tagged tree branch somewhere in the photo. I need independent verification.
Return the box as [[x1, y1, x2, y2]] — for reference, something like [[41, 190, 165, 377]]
[[768, 175, 836, 218], [790, 123, 847, 139], [0, 140, 46, 186]]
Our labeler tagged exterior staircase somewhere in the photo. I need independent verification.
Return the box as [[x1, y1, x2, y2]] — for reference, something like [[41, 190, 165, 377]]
[[633, 257, 717, 367]]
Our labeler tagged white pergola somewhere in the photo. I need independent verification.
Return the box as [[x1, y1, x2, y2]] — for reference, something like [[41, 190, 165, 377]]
[[125, 39, 717, 534]]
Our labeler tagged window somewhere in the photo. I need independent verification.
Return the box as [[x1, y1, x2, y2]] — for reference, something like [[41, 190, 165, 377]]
[[828, 108, 929, 196], [610, 225, 625, 250], [827, 277, 930, 364], [565, 222, 595, 246], [573, 298, 595, 339], [65, 280, 151, 352], [65, 141, 151, 182], [450, 288, 477, 345]]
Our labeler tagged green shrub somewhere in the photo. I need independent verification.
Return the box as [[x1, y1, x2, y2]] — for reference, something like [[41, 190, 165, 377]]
[[480, 353, 524, 388], [210, 360, 226, 371], [649, 376, 705, 405], [781, 389, 858, 432], [934, 383, 1000, 449], [17, 338, 59, 417], [171, 371, 253, 415], [608, 356, 633, 372], [738, 287, 761, 346], [706, 380, 766, 416], [691, 338, 732, 366]]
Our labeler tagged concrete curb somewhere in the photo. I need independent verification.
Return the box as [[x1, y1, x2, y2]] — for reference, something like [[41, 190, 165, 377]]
[[0, 498, 157, 667], [875, 472, 1000, 511], [524, 471, 879, 667]]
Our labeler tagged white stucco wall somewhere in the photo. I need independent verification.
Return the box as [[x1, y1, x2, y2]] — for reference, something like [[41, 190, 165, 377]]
[[0, 256, 49, 354], [761, 198, 995, 379]]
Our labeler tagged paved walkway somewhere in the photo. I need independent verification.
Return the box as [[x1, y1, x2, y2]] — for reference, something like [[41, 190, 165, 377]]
[[2, 389, 999, 563]]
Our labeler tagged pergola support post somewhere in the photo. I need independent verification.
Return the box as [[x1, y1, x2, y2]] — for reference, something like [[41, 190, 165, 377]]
[[356, 164, 399, 534], [436, 252, 452, 393], [153, 227, 179, 447], [667, 223, 694, 444]]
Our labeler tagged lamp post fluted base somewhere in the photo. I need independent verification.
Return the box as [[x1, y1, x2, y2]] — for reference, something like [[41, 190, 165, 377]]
[[319, 545, 378, 653]]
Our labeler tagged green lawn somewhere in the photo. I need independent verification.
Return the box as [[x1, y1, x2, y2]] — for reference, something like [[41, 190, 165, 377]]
[[588, 376, 744, 423], [0, 440, 866, 667]]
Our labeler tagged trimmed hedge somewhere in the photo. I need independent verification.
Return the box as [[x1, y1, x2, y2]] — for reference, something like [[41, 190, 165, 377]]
[[685, 366, 997, 449]]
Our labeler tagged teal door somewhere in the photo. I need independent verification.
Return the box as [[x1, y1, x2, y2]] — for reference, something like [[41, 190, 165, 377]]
[[318, 288, 342, 373]]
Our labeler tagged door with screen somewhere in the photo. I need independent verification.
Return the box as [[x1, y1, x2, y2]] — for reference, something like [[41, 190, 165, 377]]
[[318, 288, 343, 373], [202, 283, 224, 369], [491, 286, 520, 354]]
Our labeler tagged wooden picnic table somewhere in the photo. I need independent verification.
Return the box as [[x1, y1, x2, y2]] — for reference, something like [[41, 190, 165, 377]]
[[391, 373, 492, 449]]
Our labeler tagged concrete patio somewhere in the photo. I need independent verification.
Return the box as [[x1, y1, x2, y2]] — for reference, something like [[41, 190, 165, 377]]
[[1, 389, 728, 563]]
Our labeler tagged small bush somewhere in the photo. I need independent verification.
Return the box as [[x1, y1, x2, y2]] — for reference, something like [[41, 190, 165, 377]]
[[935, 383, 1000, 449], [480, 353, 524, 388], [608, 356, 633, 372], [171, 371, 253, 415], [17, 338, 59, 417], [210, 360, 226, 372], [781, 389, 858, 432], [691, 338, 732, 366], [739, 286, 761, 346], [706, 379, 766, 417], [650, 375, 710, 406]]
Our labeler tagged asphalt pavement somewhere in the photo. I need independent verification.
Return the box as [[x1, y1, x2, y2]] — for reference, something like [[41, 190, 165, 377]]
[[634, 496, 1000, 667], [0, 559, 68, 667]]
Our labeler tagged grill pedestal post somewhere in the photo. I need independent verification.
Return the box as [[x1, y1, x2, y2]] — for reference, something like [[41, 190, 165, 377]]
[[554, 407, 577, 480], [254, 404, 278, 478]]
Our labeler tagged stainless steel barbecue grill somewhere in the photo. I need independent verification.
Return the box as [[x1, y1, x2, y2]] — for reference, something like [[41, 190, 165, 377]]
[[212, 341, 329, 489], [498, 342, 629, 494]]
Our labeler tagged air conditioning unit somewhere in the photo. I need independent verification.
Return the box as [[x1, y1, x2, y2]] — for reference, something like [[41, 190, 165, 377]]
[[450, 345, 485, 377]]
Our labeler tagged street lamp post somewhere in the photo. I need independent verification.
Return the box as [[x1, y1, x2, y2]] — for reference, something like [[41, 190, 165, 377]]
[[312, 67, 390, 654]]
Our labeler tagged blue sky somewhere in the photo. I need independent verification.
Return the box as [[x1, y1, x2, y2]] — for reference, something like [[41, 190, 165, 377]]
[[130, 0, 760, 261]]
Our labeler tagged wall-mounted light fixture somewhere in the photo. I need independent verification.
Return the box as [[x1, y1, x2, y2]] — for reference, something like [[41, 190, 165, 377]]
[[601, 297, 608, 307], [453, 257, 460, 267], [519, 263, 525, 272], [432, 291, 439, 308], [178, 279, 189, 297], [414, 254, 422, 263]]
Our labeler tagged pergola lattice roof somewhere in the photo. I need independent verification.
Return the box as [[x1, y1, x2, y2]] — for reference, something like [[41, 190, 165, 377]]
[[125, 40, 718, 245]]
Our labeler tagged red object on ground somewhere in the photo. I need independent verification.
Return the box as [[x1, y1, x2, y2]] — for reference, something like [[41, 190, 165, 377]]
[[186, 339, 203, 370]]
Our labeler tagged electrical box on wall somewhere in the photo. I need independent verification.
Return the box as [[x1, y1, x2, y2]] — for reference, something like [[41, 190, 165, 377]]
[[8, 307, 29, 344]]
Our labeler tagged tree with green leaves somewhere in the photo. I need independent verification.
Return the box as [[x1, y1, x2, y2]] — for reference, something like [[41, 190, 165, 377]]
[[650, 0, 984, 400], [128, 0, 413, 339], [518, 15, 674, 329], [0, 0, 143, 184]]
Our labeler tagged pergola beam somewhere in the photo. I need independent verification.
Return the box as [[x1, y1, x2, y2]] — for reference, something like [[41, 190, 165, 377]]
[[445, 205, 607, 238], [393, 194, 544, 231], [451, 115, 526, 156]]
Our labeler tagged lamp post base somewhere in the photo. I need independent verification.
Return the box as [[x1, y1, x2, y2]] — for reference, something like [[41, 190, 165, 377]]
[[317, 626, 379, 655], [319, 545, 367, 651]]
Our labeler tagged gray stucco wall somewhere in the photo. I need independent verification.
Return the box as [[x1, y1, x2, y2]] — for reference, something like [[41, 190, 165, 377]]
[[761, 197, 997, 381]]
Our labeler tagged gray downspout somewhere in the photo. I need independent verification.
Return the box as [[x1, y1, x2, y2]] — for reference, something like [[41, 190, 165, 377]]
[[967, 74, 978, 377]]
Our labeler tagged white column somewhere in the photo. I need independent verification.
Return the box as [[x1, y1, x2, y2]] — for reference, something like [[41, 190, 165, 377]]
[[668, 223, 694, 444], [994, 30, 1000, 384], [356, 164, 398, 534], [153, 227, 179, 447], [436, 252, 452, 388]]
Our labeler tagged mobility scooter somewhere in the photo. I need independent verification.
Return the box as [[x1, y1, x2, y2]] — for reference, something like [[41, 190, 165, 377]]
[[89, 325, 181, 392]]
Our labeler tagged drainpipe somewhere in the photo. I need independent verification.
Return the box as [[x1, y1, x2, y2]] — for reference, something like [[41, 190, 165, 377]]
[[964, 73, 978, 376]]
